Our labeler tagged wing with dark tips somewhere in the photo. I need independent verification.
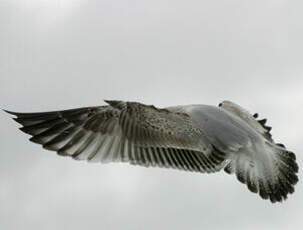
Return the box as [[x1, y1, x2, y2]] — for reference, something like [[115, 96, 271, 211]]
[[218, 101, 299, 203], [5, 101, 227, 173], [225, 143, 298, 203]]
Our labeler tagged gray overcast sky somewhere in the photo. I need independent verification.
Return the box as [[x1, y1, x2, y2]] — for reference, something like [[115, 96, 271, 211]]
[[0, 0, 302, 229]]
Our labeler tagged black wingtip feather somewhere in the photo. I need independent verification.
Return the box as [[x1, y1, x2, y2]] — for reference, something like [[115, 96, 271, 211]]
[[276, 143, 286, 148], [3, 109, 26, 117], [3, 109, 22, 117], [253, 113, 259, 118], [247, 180, 258, 193], [258, 119, 267, 125], [224, 163, 233, 174], [264, 126, 272, 132]]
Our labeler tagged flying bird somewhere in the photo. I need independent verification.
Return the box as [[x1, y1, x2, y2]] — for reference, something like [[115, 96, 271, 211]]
[[5, 100, 299, 203]]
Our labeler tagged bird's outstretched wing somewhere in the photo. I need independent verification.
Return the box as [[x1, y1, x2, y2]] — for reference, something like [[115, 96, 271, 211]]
[[5, 100, 226, 173], [218, 101, 299, 203]]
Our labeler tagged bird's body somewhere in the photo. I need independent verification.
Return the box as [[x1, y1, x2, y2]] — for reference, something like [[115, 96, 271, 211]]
[[5, 100, 299, 203]]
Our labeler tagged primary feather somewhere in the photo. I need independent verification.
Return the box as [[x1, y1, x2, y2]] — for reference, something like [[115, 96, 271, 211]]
[[5, 100, 299, 203]]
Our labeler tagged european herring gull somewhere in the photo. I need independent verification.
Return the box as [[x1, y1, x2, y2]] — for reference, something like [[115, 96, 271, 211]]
[[5, 100, 299, 203]]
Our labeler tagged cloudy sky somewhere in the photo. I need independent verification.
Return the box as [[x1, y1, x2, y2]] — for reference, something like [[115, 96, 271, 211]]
[[0, 0, 303, 229]]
